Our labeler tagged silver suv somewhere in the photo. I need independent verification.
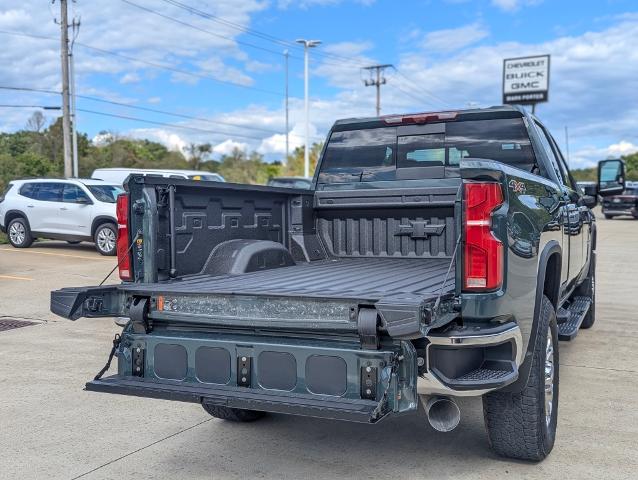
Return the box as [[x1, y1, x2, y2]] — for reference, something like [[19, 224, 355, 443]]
[[0, 179, 123, 255]]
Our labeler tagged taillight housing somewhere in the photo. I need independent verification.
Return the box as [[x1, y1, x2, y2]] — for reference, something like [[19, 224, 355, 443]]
[[463, 182, 504, 291], [116, 193, 132, 281]]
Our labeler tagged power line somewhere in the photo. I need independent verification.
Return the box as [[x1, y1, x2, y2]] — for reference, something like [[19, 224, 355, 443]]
[[391, 67, 451, 108], [120, 0, 301, 61], [157, 0, 372, 68], [0, 104, 60, 109], [0, 85, 323, 141], [0, 29, 285, 97], [77, 108, 270, 141]]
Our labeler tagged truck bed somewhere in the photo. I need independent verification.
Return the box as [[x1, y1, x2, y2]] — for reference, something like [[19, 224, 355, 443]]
[[120, 257, 454, 302]]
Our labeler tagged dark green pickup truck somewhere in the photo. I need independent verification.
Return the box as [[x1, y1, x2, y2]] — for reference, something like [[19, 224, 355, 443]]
[[51, 106, 625, 461]]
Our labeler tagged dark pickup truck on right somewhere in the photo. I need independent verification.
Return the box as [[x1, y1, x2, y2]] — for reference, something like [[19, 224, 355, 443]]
[[51, 106, 625, 462]]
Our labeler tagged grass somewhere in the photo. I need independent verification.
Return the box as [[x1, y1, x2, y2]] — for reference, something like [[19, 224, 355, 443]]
[[0, 232, 7, 244]]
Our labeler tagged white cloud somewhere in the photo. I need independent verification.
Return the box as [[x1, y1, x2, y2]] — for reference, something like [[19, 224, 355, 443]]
[[213, 139, 249, 156], [421, 23, 489, 53], [128, 129, 188, 152], [258, 123, 307, 155], [571, 141, 638, 169], [278, 0, 375, 8], [120, 72, 141, 84], [491, 0, 542, 12], [147, 97, 161, 104]]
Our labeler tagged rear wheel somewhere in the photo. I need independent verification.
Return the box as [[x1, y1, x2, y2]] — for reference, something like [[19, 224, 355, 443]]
[[202, 403, 266, 422], [7, 217, 33, 248], [483, 295, 559, 461], [94, 223, 117, 256]]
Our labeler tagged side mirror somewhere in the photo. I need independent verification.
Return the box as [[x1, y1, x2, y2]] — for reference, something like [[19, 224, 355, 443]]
[[76, 196, 93, 205], [597, 159, 625, 197], [582, 195, 597, 209]]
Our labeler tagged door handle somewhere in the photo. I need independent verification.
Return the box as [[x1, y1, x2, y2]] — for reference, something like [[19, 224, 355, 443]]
[[60, 207, 68, 211], [27, 205, 34, 208]]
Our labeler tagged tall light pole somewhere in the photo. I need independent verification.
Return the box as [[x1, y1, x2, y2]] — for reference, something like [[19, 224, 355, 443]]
[[284, 49, 289, 163], [296, 39, 321, 178]]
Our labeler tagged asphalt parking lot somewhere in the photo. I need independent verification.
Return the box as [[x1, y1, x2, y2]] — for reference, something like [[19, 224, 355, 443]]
[[0, 211, 637, 480]]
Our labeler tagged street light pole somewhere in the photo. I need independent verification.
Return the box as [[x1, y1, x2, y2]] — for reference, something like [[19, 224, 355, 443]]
[[296, 39, 321, 178], [284, 49, 289, 163]]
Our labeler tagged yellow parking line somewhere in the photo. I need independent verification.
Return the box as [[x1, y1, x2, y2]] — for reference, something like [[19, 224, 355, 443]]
[[0, 248, 114, 261], [0, 274, 33, 281]]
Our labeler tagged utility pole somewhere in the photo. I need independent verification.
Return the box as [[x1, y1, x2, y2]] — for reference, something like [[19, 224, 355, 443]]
[[284, 49, 289, 163], [58, 0, 73, 178], [363, 64, 392, 117], [296, 39, 321, 178], [69, 18, 80, 178]]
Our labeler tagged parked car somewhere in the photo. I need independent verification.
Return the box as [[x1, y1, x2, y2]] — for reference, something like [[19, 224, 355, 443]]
[[51, 106, 623, 461], [91, 168, 225, 186], [601, 181, 638, 219], [267, 176, 312, 189], [0, 178, 123, 255]]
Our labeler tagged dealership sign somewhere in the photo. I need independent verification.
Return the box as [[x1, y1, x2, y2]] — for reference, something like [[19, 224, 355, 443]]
[[502, 55, 550, 105]]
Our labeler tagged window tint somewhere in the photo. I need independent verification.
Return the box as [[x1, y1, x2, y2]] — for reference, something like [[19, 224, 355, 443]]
[[398, 133, 470, 168], [322, 127, 396, 171], [443, 118, 536, 172], [63, 184, 91, 203], [87, 185, 123, 203], [535, 123, 567, 186], [36, 183, 63, 202], [19, 183, 38, 199]]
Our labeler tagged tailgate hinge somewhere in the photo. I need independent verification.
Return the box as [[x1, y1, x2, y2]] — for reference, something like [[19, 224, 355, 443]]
[[129, 297, 152, 334], [358, 308, 379, 350]]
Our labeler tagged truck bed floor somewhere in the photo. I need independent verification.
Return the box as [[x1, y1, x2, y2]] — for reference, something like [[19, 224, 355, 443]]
[[121, 257, 455, 302]]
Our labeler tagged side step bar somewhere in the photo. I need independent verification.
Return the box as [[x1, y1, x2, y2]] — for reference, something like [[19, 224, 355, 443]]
[[87, 376, 385, 423], [557, 296, 592, 341]]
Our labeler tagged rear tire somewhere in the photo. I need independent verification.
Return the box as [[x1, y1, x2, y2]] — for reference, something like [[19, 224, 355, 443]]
[[94, 223, 117, 256], [7, 217, 33, 248], [202, 403, 266, 422], [483, 295, 559, 461]]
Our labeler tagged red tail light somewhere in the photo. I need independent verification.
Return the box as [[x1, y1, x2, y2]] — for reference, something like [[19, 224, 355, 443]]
[[463, 182, 504, 291], [116, 193, 132, 281]]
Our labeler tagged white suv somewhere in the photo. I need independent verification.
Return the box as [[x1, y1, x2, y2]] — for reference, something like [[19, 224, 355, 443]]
[[0, 179, 123, 255]]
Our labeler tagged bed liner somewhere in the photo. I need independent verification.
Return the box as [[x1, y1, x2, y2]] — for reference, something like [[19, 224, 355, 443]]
[[120, 257, 455, 302]]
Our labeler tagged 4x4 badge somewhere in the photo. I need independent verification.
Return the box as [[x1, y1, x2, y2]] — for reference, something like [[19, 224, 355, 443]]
[[509, 179, 526, 194]]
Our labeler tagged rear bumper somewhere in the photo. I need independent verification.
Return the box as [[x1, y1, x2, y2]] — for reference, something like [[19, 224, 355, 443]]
[[419, 322, 523, 397]]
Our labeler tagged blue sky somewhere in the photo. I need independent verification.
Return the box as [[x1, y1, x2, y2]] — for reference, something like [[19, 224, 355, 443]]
[[0, 0, 637, 167]]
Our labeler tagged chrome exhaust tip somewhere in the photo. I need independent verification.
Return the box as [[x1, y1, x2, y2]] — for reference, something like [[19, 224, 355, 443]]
[[422, 396, 461, 432]]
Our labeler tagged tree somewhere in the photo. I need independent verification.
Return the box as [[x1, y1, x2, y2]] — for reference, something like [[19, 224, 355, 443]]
[[25, 111, 47, 132], [282, 142, 323, 177], [185, 143, 212, 170]]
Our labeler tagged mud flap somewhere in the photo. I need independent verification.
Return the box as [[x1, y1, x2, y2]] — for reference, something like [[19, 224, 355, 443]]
[[50, 286, 125, 320]]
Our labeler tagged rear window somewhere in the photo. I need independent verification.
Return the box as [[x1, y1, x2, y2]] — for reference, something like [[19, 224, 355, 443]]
[[87, 185, 123, 203], [0, 183, 14, 202], [19, 183, 38, 199], [321, 117, 537, 178]]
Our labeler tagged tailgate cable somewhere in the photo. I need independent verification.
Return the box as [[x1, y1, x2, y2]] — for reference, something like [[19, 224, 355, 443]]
[[94, 334, 121, 380], [98, 232, 141, 286], [371, 354, 400, 420]]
